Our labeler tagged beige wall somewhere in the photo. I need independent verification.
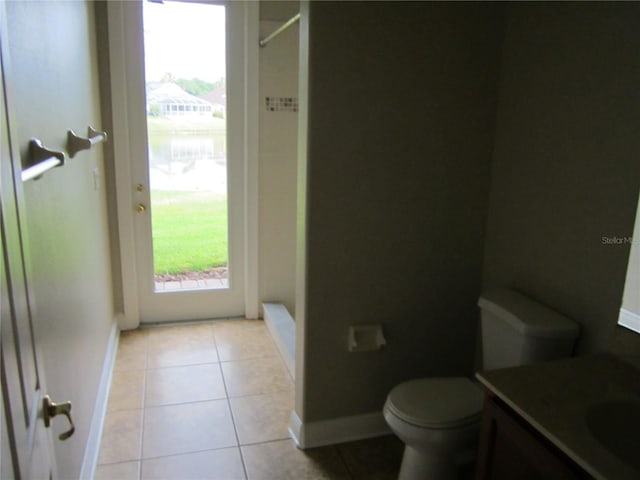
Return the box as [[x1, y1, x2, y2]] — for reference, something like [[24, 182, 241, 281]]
[[301, 2, 505, 421], [261, 1, 299, 22], [482, 2, 640, 355], [259, 19, 299, 314], [6, 2, 114, 477]]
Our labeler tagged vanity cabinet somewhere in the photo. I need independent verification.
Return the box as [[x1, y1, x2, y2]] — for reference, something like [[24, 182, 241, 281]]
[[476, 393, 593, 480]]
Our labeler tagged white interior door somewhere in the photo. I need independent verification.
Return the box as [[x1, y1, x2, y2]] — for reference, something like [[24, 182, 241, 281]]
[[116, 0, 249, 323], [0, 184, 56, 480], [0, 12, 57, 476]]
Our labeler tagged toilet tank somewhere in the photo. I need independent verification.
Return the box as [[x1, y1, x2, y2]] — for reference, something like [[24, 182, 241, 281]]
[[478, 289, 580, 371]]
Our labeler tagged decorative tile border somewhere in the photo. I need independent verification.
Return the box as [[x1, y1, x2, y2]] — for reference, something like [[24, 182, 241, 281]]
[[265, 96, 298, 112]]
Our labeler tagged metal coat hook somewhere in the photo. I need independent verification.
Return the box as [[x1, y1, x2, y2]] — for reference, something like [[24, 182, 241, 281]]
[[67, 126, 108, 158]]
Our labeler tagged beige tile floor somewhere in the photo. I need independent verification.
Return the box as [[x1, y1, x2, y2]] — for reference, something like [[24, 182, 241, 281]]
[[95, 319, 404, 480]]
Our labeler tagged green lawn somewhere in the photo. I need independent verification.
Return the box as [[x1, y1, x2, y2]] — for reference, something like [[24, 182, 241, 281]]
[[151, 190, 228, 274]]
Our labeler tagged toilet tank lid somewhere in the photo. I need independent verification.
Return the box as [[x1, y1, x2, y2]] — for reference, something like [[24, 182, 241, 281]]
[[478, 289, 580, 339]]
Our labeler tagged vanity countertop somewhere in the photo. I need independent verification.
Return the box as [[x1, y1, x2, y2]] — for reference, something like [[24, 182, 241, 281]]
[[476, 354, 640, 480]]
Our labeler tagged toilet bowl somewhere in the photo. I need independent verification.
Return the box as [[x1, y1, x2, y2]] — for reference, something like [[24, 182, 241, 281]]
[[384, 289, 581, 480], [383, 377, 483, 480]]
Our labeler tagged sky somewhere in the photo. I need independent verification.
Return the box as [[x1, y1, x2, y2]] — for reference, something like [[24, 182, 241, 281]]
[[143, 1, 226, 83]]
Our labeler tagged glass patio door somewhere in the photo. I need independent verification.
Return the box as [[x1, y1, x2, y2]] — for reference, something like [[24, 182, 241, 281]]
[[131, 0, 246, 323]]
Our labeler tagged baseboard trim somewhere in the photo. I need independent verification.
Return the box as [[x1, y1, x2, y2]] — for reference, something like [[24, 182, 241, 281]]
[[78, 320, 119, 480], [619, 308, 640, 334], [263, 302, 295, 379], [289, 410, 391, 449]]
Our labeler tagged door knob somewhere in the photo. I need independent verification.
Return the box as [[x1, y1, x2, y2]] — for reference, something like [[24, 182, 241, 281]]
[[136, 203, 146, 214], [43, 395, 75, 440], [135, 183, 145, 192]]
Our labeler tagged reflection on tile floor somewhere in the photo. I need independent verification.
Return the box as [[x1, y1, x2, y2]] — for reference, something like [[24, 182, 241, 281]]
[[95, 320, 403, 480]]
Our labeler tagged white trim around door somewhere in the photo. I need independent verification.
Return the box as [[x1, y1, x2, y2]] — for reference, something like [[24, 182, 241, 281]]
[[105, 0, 259, 328]]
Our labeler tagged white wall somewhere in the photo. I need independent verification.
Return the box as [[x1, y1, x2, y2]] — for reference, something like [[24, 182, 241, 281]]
[[258, 19, 299, 314], [5, 2, 115, 477]]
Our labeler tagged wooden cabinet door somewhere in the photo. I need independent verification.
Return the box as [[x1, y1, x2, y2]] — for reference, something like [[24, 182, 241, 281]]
[[476, 395, 591, 480]]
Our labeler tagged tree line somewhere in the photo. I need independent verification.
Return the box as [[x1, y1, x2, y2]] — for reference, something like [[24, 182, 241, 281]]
[[160, 72, 225, 96]]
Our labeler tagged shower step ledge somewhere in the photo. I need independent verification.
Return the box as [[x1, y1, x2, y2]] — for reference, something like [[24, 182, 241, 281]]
[[263, 302, 295, 379]]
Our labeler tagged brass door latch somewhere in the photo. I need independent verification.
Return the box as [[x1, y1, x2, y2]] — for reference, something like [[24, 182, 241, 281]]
[[43, 395, 75, 440]]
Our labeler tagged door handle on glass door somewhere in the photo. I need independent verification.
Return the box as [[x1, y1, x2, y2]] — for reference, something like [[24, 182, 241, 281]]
[[136, 203, 146, 214]]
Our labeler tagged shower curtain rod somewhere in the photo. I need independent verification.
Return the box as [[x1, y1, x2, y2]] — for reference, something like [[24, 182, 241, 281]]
[[259, 13, 300, 47]]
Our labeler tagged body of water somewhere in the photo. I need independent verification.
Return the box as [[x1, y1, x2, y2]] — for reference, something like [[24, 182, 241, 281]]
[[148, 133, 227, 193]]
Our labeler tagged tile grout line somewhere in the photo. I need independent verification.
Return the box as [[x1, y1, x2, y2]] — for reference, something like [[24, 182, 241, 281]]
[[139, 446, 244, 462], [334, 444, 356, 480], [141, 396, 230, 409], [138, 331, 150, 480], [101, 321, 298, 479], [235, 435, 293, 448], [213, 325, 250, 480]]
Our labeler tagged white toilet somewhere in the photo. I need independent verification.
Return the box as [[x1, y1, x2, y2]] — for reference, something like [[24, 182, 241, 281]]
[[383, 288, 580, 480]]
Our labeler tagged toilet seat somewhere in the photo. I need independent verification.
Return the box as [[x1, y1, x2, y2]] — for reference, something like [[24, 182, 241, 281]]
[[385, 377, 483, 429]]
